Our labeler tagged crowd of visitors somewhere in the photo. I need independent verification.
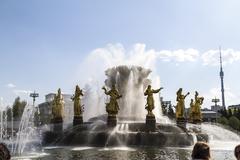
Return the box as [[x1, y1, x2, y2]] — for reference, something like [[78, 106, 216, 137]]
[[192, 142, 240, 160]]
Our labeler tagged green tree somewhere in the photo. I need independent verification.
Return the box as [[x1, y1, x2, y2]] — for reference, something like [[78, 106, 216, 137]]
[[220, 107, 228, 118], [228, 116, 240, 131], [233, 107, 238, 117], [217, 117, 228, 125], [12, 97, 27, 121], [227, 108, 233, 119], [6, 106, 12, 121], [237, 108, 240, 120]]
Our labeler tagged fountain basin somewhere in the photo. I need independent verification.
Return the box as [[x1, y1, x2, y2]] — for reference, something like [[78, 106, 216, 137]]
[[42, 122, 195, 147]]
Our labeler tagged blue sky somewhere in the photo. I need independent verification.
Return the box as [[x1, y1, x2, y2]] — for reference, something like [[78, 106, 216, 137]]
[[0, 0, 240, 109]]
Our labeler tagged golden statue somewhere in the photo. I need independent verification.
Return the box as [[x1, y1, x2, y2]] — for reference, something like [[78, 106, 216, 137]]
[[176, 88, 189, 119], [52, 88, 64, 119], [189, 99, 194, 122], [193, 91, 204, 121], [102, 85, 122, 115], [144, 85, 163, 116], [72, 85, 84, 116]]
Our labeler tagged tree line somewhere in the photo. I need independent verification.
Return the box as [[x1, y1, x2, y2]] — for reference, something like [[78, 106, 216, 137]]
[[218, 107, 240, 131], [5, 97, 27, 121]]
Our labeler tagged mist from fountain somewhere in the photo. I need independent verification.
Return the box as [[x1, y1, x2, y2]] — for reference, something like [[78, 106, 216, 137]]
[[104, 65, 162, 121], [203, 123, 240, 151], [13, 104, 41, 155], [105, 124, 122, 147], [104, 122, 130, 147], [201, 123, 240, 141], [81, 65, 167, 124], [0, 109, 5, 140]]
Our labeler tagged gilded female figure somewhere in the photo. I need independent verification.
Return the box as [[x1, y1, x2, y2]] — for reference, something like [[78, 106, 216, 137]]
[[144, 85, 163, 116], [102, 85, 122, 115], [72, 85, 84, 116], [176, 88, 189, 119], [52, 88, 64, 119]]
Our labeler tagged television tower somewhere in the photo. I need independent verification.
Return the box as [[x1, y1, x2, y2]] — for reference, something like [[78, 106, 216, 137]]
[[219, 47, 226, 108]]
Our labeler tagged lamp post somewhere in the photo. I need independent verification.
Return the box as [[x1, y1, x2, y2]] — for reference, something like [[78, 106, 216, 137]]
[[30, 91, 39, 126], [212, 97, 220, 106], [30, 91, 39, 106]]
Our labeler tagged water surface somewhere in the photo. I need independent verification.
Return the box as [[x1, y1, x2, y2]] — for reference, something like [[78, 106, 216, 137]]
[[12, 145, 236, 160]]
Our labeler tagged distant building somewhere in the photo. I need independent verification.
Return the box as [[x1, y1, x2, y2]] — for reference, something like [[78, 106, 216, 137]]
[[228, 104, 240, 110], [211, 105, 223, 113], [201, 108, 220, 122], [38, 93, 73, 125]]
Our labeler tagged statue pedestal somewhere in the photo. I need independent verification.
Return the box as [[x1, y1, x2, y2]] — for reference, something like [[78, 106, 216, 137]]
[[107, 115, 117, 127], [146, 115, 156, 131], [177, 118, 187, 130], [73, 115, 83, 126], [51, 117, 63, 132]]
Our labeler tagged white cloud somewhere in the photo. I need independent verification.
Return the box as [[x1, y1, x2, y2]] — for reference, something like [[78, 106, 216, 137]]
[[6, 83, 16, 88], [13, 90, 32, 96], [77, 43, 200, 85], [81, 43, 240, 72], [158, 48, 199, 62], [202, 49, 240, 66], [87, 43, 199, 67]]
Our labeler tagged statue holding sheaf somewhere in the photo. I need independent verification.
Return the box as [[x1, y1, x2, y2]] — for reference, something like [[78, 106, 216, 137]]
[[52, 88, 64, 119], [72, 85, 84, 117], [102, 84, 122, 115]]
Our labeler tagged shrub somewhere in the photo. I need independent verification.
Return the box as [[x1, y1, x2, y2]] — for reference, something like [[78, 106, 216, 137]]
[[228, 116, 240, 131]]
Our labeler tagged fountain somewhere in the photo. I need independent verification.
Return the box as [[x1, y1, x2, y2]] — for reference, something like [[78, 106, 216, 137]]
[[13, 104, 40, 155], [42, 66, 195, 147], [0, 101, 41, 157]]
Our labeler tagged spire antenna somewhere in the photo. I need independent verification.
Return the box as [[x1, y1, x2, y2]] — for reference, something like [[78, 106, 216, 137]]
[[219, 46, 226, 109]]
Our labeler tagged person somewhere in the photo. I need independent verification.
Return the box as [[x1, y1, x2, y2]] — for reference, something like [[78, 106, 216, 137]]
[[191, 142, 211, 160], [0, 143, 11, 160], [235, 144, 240, 160]]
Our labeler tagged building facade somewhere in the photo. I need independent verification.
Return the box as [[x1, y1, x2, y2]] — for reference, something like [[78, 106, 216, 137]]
[[38, 93, 73, 125], [228, 104, 240, 110]]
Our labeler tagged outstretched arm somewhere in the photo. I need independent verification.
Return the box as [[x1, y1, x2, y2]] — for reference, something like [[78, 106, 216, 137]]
[[117, 94, 122, 99], [102, 86, 109, 95], [184, 92, 190, 98], [200, 97, 204, 105], [80, 90, 84, 96], [152, 89, 160, 93], [152, 87, 163, 93]]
